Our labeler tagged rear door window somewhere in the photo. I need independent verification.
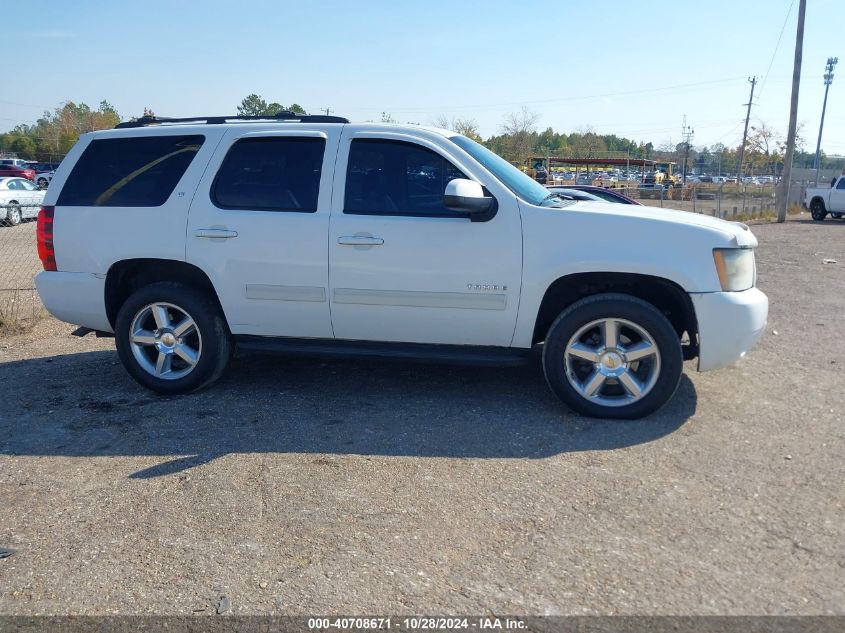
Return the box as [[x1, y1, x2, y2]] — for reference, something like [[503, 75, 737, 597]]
[[57, 135, 205, 207], [211, 136, 325, 212]]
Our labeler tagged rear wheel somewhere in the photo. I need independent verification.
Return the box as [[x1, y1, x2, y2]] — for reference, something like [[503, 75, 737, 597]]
[[542, 293, 683, 419], [832, 213, 842, 219], [115, 282, 232, 394], [36, 177, 49, 189], [810, 199, 827, 221]]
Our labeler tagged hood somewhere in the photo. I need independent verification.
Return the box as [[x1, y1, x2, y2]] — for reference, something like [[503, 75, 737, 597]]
[[566, 201, 758, 247]]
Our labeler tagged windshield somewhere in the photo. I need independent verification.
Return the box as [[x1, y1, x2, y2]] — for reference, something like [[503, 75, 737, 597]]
[[449, 135, 560, 207]]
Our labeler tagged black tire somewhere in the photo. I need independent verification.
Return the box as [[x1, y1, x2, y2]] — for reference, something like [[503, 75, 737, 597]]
[[542, 293, 683, 419], [810, 199, 827, 221], [115, 282, 232, 394], [37, 178, 49, 189], [832, 213, 842, 219], [6, 203, 21, 226]]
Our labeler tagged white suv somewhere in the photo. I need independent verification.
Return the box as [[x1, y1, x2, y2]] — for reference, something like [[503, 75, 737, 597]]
[[35, 113, 768, 419]]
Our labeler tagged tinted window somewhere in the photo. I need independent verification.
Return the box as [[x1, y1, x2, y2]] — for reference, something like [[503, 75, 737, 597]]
[[57, 135, 204, 207], [837, 178, 845, 190], [344, 139, 467, 216], [19, 179, 37, 191], [212, 137, 325, 212]]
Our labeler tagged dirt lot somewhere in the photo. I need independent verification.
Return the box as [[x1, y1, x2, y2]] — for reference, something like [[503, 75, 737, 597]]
[[0, 218, 843, 615]]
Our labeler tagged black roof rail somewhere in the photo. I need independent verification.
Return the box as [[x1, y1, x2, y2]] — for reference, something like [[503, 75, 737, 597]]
[[115, 111, 349, 129]]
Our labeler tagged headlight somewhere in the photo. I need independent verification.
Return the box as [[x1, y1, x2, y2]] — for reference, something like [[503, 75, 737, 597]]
[[712, 248, 755, 291]]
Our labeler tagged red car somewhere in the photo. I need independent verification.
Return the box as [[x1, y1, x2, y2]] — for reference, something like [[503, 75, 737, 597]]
[[0, 164, 36, 180]]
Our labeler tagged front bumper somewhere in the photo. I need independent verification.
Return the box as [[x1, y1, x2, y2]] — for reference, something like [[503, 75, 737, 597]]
[[690, 287, 768, 371]]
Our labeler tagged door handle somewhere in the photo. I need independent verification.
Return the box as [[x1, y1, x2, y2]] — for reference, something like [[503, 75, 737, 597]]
[[337, 235, 384, 246], [194, 228, 238, 239]]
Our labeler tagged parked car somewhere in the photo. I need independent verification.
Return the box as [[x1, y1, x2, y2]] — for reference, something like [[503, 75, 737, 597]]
[[0, 158, 31, 169], [0, 177, 46, 225], [545, 188, 605, 203], [0, 163, 36, 181], [35, 114, 767, 419], [33, 162, 61, 173], [35, 170, 55, 189], [548, 185, 641, 205], [805, 174, 845, 221]]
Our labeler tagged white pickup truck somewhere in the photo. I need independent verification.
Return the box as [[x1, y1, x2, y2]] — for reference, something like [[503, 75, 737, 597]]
[[34, 113, 768, 419], [806, 175, 845, 220]]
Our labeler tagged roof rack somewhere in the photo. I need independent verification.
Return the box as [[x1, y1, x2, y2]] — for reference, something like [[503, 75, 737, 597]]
[[115, 111, 350, 129]]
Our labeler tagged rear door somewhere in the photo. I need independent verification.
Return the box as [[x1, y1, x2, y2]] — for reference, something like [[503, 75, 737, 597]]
[[15, 178, 43, 217], [186, 127, 340, 338]]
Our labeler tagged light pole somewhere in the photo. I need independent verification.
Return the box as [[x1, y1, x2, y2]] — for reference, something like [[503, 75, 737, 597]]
[[813, 57, 838, 186], [681, 122, 694, 184]]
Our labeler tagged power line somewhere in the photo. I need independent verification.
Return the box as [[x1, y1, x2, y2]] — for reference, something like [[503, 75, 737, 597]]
[[757, 0, 796, 101], [340, 77, 751, 113], [0, 99, 52, 109]]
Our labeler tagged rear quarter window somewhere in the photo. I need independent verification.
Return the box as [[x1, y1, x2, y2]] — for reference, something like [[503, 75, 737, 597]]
[[57, 135, 205, 207]]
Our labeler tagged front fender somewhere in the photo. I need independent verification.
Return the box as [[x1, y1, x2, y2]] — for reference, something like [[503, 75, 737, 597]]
[[512, 202, 733, 347]]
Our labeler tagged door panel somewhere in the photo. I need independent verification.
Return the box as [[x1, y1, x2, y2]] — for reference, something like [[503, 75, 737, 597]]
[[186, 128, 339, 338], [831, 179, 845, 212], [329, 132, 522, 347]]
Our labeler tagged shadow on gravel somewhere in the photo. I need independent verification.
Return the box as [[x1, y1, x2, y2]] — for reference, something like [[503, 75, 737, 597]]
[[791, 217, 845, 226], [0, 349, 696, 477]]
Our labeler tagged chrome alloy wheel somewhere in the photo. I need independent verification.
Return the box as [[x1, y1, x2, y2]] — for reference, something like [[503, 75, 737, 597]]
[[128, 302, 202, 380], [563, 317, 661, 408]]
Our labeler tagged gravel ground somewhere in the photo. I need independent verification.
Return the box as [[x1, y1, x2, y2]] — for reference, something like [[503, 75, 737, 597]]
[[0, 218, 843, 615]]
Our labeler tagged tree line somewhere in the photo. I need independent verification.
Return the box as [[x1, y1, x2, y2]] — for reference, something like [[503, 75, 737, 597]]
[[2, 96, 842, 175]]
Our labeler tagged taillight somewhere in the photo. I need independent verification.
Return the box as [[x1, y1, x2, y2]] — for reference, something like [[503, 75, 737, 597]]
[[37, 206, 56, 271]]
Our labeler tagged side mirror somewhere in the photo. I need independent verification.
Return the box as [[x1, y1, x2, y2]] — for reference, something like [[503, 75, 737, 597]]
[[444, 178, 493, 213]]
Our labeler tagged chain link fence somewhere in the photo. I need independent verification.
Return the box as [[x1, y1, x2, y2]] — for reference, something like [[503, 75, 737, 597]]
[[550, 180, 809, 219], [620, 183, 780, 218], [0, 201, 46, 331]]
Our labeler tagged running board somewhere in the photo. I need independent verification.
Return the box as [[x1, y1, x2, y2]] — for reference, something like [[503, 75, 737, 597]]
[[234, 336, 533, 366]]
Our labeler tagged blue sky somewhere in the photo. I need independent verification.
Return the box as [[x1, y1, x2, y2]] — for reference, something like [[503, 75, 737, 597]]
[[3, 0, 842, 154]]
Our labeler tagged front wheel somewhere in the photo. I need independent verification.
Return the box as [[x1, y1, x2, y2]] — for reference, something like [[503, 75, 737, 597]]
[[542, 293, 683, 419], [37, 177, 49, 189], [5, 204, 21, 226], [115, 282, 232, 394], [810, 199, 827, 221]]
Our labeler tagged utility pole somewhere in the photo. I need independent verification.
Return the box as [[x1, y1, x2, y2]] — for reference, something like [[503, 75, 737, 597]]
[[813, 57, 838, 185], [777, 0, 806, 223], [736, 76, 757, 185], [681, 116, 694, 184]]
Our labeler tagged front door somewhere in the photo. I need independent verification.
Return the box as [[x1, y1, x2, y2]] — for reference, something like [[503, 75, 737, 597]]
[[187, 128, 339, 338], [328, 132, 522, 347], [831, 177, 845, 213]]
